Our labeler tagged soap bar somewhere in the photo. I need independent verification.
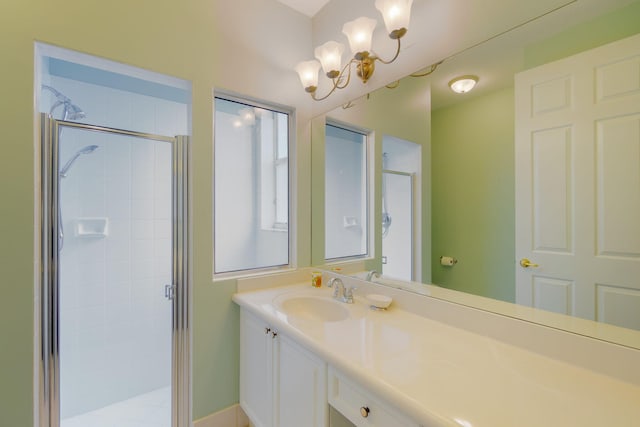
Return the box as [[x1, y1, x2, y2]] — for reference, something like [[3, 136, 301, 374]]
[[366, 294, 392, 309]]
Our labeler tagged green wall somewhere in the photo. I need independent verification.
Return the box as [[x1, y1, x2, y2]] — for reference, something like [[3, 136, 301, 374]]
[[0, 1, 311, 425], [524, 1, 640, 69], [431, 87, 515, 302], [430, 0, 640, 302]]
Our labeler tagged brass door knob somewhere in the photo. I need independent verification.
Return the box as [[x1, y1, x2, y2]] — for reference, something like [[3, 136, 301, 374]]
[[520, 258, 539, 268]]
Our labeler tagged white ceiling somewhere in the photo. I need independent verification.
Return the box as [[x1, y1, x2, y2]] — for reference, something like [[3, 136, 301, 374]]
[[277, 0, 331, 17], [428, 0, 639, 109]]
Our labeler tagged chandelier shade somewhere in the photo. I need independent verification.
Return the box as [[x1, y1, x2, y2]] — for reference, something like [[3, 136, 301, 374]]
[[295, 60, 321, 92], [375, 0, 413, 38], [314, 41, 345, 78], [342, 17, 377, 59]]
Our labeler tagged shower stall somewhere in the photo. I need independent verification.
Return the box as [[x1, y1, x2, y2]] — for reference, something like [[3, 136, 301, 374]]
[[37, 45, 191, 427], [381, 137, 421, 281], [382, 169, 414, 280]]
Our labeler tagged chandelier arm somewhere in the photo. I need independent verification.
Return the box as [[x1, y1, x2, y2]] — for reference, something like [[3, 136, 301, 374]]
[[410, 60, 444, 77], [372, 38, 402, 65], [341, 100, 355, 109], [310, 78, 341, 101], [335, 59, 356, 89], [310, 58, 358, 101]]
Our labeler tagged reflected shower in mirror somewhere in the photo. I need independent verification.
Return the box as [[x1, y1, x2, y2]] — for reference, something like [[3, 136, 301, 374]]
[[381, 137, 421, 281]]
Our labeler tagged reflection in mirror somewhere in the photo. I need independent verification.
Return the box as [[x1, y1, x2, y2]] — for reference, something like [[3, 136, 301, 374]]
[[381, 171, 413, 280], [325, 124, 369, 260], [381, 138, 421, 281], [312, 0, 640, 349]]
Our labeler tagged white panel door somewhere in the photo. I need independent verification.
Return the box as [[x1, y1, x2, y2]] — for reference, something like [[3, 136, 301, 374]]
[[239, 310, 274, 427], [276, 334, 327, 427], [515, 33, 640, 330]]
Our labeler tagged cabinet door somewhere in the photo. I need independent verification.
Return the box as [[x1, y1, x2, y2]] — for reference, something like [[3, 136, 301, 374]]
[[276, 334, 328, 427], [240, 310, 274, 427]]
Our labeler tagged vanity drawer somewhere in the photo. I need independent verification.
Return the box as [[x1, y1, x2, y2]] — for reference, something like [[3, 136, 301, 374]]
[[328, 366, 420, 427]]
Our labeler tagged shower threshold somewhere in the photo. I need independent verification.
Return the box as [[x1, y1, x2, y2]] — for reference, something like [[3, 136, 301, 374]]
[[60, 386, 170, 427]]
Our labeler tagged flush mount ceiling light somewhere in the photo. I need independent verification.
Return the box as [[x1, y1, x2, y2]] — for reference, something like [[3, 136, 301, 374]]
[[448, 75, 479, 94], [295, 0, 413, 101]]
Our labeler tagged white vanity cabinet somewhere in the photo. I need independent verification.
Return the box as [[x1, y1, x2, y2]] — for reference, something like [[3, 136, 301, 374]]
[[239, 309, 328, 427], [328, 367, 421, 427]]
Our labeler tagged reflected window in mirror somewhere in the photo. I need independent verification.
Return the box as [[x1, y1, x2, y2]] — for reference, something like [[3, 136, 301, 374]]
[[213, 95, 291, 275], [325, 123, 370, 260]]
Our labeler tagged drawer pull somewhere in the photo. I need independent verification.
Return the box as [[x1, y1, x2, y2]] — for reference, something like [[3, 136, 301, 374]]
[[264, 327, 271, 334], [360, 406, 370, 418]]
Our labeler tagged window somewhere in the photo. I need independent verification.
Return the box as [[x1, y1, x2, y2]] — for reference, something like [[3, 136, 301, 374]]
[[325, 123, 369, 260], [214, 95, 291, 275]]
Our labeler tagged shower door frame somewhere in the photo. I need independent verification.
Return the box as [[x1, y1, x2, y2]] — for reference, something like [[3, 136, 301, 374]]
[[381, 169, 415, 281], [37, 114, 192, 427]]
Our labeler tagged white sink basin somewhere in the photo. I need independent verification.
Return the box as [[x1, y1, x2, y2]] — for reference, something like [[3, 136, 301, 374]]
[[278, 295, 349, 322]]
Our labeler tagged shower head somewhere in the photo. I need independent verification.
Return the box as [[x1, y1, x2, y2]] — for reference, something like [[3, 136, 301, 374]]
[[79, 145, 99, 154], [60, 145, 99, 178], [64, 103, 86, 120], [42, 85, 86, 121]]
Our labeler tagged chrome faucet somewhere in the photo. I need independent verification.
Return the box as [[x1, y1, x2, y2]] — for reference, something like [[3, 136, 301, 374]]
[[366, 270, 381, 281], [327, 277, 356, 304]]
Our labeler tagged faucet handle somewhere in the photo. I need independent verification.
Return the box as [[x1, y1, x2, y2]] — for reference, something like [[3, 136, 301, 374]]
[[328, 277, 343, 298], [345, 286, 357, 304], [328, 277, 344, 287]]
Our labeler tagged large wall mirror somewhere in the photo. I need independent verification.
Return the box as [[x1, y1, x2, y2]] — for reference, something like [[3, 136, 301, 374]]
[[311, 0, 640, 349]]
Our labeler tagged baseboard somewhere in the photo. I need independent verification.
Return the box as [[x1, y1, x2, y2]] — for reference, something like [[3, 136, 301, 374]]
[[193, 404, 250, 427]]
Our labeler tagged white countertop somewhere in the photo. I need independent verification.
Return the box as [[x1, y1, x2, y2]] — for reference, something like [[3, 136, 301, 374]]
[[233, 283, 640, 427]]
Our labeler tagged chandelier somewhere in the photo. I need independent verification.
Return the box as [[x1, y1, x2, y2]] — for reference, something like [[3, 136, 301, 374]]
[[295, 0, 413, 101]]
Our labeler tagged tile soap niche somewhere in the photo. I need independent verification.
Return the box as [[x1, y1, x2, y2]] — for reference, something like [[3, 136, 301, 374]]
[[75, 217, 109, 238]]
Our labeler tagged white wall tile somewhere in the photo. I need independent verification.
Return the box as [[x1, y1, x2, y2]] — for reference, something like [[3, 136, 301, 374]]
[[154, 219, 171, 239], [107, 218, 132, 240], [132, 197, 154, 220], [153, 257, 172, 278], [105, 281, 130, 306], [132, 258, 154, 279], [153, 197, 171, 219], [133, 238, 155, 260], [76, 280, 106, 308], [153, 239, 171, 259], [77, 260, 104, 284], [75, 238, 106, 261], [106, 265, 132, 291], [106, 194, 132, 219], [132, 168, 154, 201], [133, 219, 154, 240]]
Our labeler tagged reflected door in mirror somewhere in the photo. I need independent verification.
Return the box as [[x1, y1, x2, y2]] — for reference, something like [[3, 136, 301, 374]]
[[515, 34, 640, 330]]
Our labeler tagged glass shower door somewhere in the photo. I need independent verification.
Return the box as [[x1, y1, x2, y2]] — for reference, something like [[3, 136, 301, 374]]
[[381, 171, 414, 281], [40, 116, 191, 427]]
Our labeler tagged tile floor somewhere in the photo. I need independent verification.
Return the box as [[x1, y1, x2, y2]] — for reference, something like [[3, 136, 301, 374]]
[[61, 387, 170, 427]]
